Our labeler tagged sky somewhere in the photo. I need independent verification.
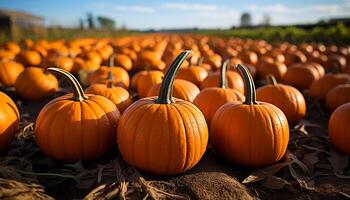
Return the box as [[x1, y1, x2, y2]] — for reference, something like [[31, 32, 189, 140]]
[[0, 0, 349, 30]]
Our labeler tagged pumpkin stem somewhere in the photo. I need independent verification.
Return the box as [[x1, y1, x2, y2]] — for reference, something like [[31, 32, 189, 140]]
[[107, 54, 116, 88], [236, 64, 257, 105], [266, 74, 278, 86], [197, 56, 204, 66], [219, 59, 230, 88], [47, 67, 88, 101], [155, 50, 192, 104]]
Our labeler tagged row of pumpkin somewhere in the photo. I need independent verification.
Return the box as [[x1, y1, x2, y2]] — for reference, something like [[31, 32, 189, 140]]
[[0, 35, 350, 175]]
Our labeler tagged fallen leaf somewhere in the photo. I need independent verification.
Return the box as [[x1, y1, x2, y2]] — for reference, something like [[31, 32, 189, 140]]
[[243, 162, 289, 184]]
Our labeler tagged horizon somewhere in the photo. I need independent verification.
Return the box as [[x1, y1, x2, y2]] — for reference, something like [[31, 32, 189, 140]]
[[0, 0, 349, 30]]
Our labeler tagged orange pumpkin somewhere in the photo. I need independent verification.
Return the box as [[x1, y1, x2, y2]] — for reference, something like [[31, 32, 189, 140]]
[[328, 102, 350, 154], [193, 60, 244, 124], [0, 60, 24, 87], [15, 67, 58, 100], [4, 41, 21, 54], [257, 75, 306, 124], [201, 70, 244, 94], [114, 54, 133, 71], [35, 68, 120, 162], [89, 55, 130, 89], [284, 51, 307, 66], [309, 73, 350, 100], [18, 50, 42, 66], [211, 64, 289, 167], [0, 49, 16, 60], [283, 64, 319, 89], [131, 70, 164, 98], [176, 63, 208, 86], [0, 92, 20, 150], [257, 60, 287, 81], [42, 56, 74, 72], [147, 79, 200, 102], [325, 84, 350, 111], [117, 51, 208, 175]]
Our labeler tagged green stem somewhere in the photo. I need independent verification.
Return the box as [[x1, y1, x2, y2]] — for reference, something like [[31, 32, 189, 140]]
[[236, 64, 257, 105], [219, 59, 230, 88], [155, 50, 192, 104], [47, 67, 88, 101], [266, 74, 278, 86]]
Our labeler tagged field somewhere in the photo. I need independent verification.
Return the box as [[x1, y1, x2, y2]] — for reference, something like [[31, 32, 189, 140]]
[[0, 32, 350, 200]]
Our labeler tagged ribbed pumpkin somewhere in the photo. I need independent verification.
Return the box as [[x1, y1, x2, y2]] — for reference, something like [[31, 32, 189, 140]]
[[0, 60, 24, 87], [89, 55, 130, 89], [15, 67, 58, 100], [35, 68, 120, 162], [176, 64, 208, 86], [325, 84, 350, 111], [328, 102, 350, 154], [131, 69, 164, 98], [85, 70, 132, 113], [309, 73, 350, 100], [193, 60, 244, 124], [257, 75, 306, 124], [211, 64, 289, 167], [201, 69, 244, 94], [117, 51, 208, 175], [147, 79, 200, 102], [0, 92, 20, 151]]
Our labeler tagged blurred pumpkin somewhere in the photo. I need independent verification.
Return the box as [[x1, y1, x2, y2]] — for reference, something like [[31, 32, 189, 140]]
[[114, 54, 133, 71], [18, 50, 42, 66], [201, 69, 244, 94], [309, 73, 350, 100], [0, 92, 19, 151], [0, 60, 24, 87], [131, 69, 164, 98], [176, 63, 208, 87], [326, 84, 350, 111], [283, 64, 320, 89]]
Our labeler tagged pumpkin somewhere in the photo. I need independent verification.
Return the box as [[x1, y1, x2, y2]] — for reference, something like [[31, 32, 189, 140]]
[[283, 64, 319, 89], [203, 53, 222, 71], [89, 55, 130, 89], [309, 73, 350, 100], [176, 64, 208, 86], [201, 69, 244, 94], [15, 67, 58, 100], [284, 51, 307, 66], [257, 59, 287, 81], [42, 56, 74, 72], [35, 68, 120, 162], [114, 54, 133, 71], [0, 60, 24, 87], [328, 102, 350, 154], [4, 41, 21, 54], [0, 49, 16, 60], [135, 50, 165, 71], [193, 60, 244, 124], [325, 84, 350, 111], [238, 50, 258, 65], [210, 64, 289, 167], [18, 50, 42, 66], [0, 92, 20, 151], [117, 51, 208, 175], [85, 70, 132, 113], [257, 75, 306, 124], [147, 79, 200, 102], [131, 70, 164, 98]]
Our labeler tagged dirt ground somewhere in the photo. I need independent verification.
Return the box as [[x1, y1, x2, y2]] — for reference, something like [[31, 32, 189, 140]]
[[1, 81, 350, 200]]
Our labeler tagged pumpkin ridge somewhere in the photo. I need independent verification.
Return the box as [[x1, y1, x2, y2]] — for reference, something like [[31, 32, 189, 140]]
[[146, 104, 161, 172]]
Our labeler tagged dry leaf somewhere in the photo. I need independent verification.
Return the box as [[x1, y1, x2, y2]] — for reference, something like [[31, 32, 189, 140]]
[[243, 162, 289, 184]]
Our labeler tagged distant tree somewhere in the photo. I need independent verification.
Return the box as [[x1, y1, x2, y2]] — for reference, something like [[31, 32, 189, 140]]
[[87, 13, 95, 29], [240, 12, 252, 27], [79, 18, 84, 29], [97, 16, 115, 30], [261, 14, 271, 26]]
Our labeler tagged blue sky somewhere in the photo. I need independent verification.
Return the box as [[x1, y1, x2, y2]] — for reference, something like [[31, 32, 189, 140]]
[[0, 0, 349, 29]]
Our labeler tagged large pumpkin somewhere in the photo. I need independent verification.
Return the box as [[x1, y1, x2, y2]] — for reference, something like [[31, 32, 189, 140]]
[[325, 84, 350, 111], [0, 60, 24, 87], [147, 79, 200, 102], [0, 92, 20, 150], [35, 68, 120, 162], [309, 73, 350, 100], [193, 60, 244, 124], [328, 102, 350, 154], [211, 64, 289, 167], [257, 75, 306, 124], [15, 67, 58, 100], [117, 51, 208, 175]]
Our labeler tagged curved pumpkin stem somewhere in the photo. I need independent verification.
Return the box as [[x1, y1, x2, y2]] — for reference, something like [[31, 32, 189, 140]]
[[107, 53, 116, 88], [266, 74, 278, 86], [219, 59, 230, 88], [47, 67, 88, 101], [236, 64, 257, 105], [155, 50, 192, 104]]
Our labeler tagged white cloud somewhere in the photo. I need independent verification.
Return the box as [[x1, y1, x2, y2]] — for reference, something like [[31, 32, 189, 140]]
[[160, 3, 218, 11], [113, 5, 155, 13]]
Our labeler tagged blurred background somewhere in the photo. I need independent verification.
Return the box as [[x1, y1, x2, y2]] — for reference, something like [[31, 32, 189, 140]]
[[0, 0, 349, 44]]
